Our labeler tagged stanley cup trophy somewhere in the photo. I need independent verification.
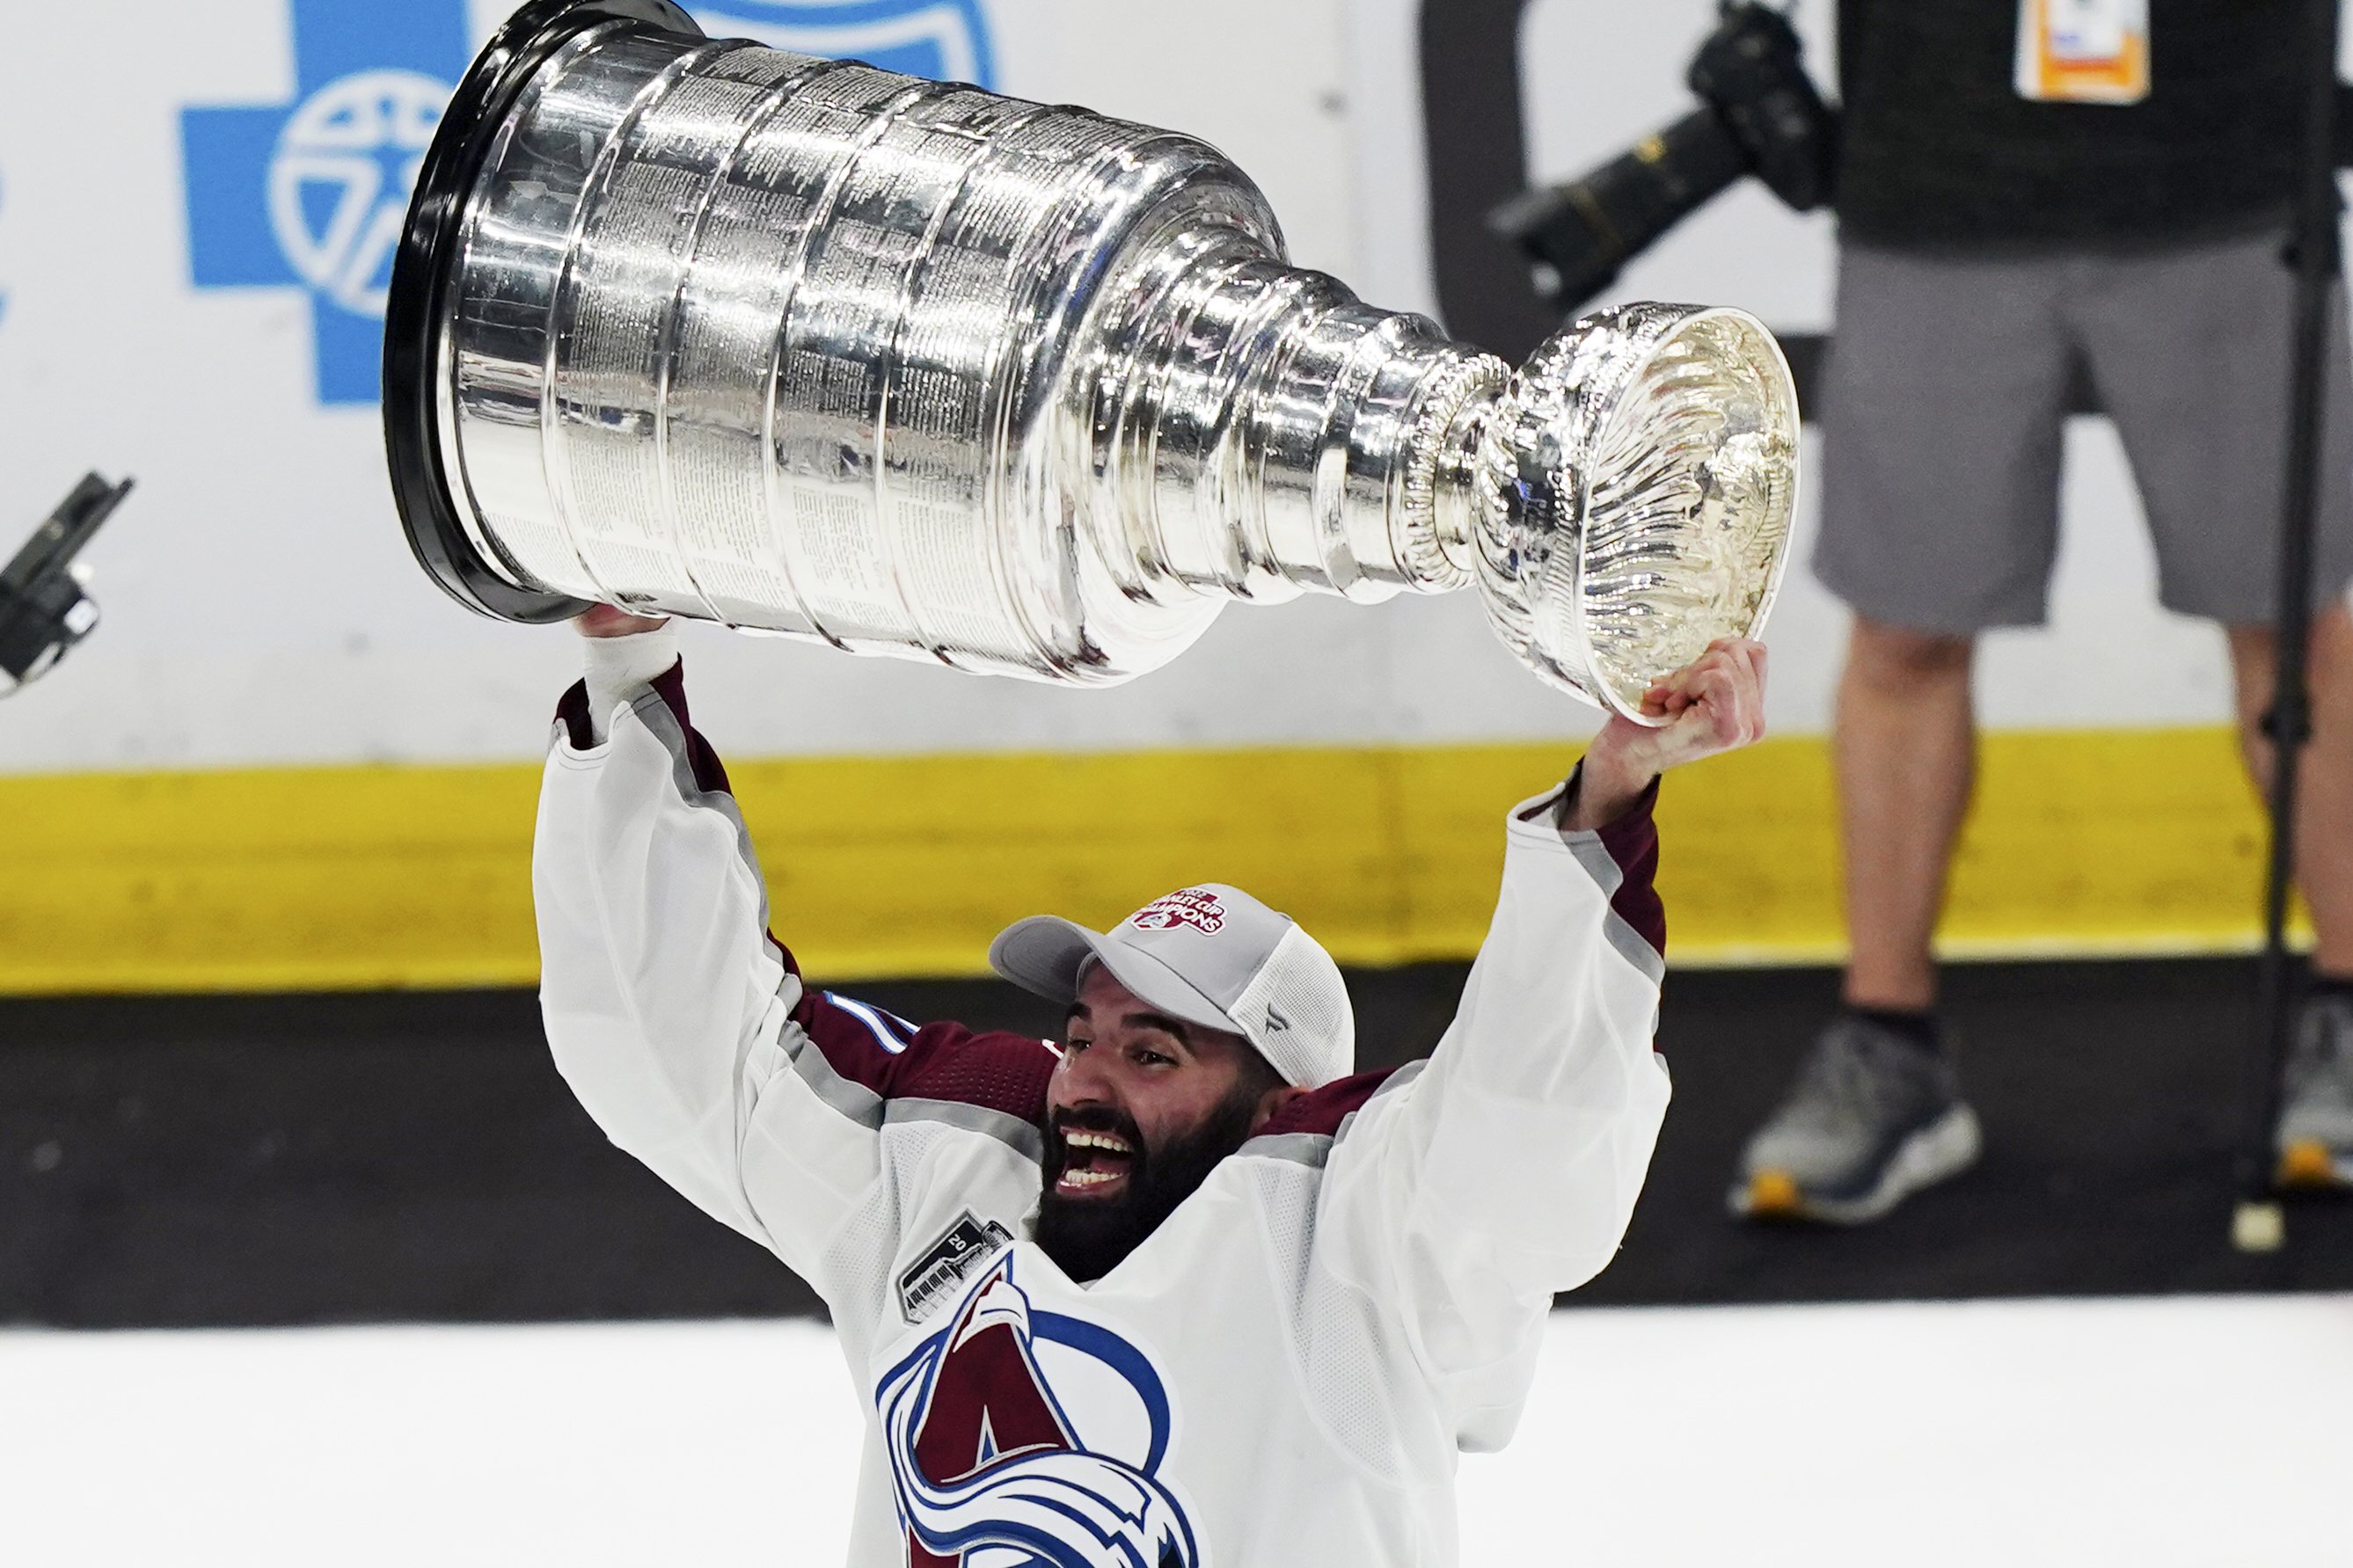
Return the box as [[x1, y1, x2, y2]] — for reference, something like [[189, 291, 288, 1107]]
[[385, 0, 1799, 722]]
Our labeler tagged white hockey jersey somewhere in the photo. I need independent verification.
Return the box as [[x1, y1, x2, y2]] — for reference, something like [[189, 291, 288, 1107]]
[[534, 659, 1674, 1567]]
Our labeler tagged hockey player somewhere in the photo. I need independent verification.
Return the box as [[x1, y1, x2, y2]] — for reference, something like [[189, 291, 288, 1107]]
[[535, 605, 1766, 1565]]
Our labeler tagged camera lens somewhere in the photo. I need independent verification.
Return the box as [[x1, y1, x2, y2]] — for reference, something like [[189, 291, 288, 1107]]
[[1491, 2, 1838, 316]]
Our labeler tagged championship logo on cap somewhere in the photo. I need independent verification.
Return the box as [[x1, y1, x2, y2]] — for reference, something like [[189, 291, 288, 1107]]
[[990, 881, 1356, 1087], [1129, 888, 1225, 936]]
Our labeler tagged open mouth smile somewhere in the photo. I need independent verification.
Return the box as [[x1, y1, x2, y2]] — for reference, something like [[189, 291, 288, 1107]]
[[1055, 1127, 1135, 1196]]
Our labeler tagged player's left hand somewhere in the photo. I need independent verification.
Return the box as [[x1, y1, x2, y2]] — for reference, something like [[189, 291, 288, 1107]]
[[574, 603, 671, 638], [1560, 637, 1766, 829]]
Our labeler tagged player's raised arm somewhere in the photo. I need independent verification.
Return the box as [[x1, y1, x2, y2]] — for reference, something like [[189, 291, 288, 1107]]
[[1324, 638, 1767, 1443], [532, 609, 896, 1292]]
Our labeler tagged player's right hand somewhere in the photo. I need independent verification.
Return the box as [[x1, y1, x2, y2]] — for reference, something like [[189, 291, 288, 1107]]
[[574, 603, 671, 638], [1560, 636, 1766, 828]]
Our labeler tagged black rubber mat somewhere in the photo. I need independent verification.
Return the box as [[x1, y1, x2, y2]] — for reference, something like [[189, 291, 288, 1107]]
[[2, 958, 2345, 1328], [1591, 958, 2353, 1305]]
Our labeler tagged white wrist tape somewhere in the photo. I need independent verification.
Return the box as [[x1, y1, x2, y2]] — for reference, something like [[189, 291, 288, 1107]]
[[581, 625, 682, 744]]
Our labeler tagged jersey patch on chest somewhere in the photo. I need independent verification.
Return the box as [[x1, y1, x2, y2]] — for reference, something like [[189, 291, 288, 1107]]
[[878, 1256, 1200, 1568], [900, 1210, 1015, 1325]]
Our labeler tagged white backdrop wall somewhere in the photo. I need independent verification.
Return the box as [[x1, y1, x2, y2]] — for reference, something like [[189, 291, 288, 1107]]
[[0, 0, 2314, 775]]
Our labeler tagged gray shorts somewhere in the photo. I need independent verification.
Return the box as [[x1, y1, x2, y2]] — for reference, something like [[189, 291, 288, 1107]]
[[1812, 230, 2353, 631]]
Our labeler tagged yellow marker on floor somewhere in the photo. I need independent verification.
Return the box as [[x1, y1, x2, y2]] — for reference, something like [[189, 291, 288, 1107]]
[[1745, 1170, 1803, 1215], [2275, 1140, 2339, 1189]]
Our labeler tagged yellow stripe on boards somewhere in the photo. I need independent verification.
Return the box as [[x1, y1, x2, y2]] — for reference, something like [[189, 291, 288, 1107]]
[[0, 762, 548, 995], [1654, 726, 2308, 964], [0, 726, 2306, 995]]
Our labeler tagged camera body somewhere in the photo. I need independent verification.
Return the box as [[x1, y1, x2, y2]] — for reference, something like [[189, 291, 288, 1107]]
[[1490, 3, 1838, 315], [0, 474, 132, 696]]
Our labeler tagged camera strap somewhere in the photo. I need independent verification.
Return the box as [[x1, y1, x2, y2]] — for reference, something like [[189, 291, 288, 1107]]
[[2013, 0, 2150, 105]]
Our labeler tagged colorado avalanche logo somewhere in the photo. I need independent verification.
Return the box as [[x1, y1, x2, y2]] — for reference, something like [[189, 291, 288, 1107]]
[[688, 1, 997, 87], [878, 1258, 1200, 1568], [1128, 890, 1224, 937]]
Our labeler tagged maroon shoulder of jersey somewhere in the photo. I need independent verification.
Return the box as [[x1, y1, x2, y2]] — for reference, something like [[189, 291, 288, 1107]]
[[789, 981, 1058, 1125], [1253, 1067, 1402, 1138]]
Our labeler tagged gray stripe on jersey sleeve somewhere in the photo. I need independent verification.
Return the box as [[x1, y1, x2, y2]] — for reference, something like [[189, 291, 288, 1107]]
[[1328, 1058, 1429, 1148], [1236, 1131, 1334, 1169], [625, 689, 772, 933], [778, 1019, 886, 1131], [1560, 833, 1667, 987], [885, 1098, 1046, 1164], [1372, 1058, 1427, 1101]]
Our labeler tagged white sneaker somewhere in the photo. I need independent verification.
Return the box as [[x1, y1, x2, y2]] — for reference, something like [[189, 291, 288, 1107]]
[[2275, 992, 2353, 1189], [1729, 1013, 1983, 1225]]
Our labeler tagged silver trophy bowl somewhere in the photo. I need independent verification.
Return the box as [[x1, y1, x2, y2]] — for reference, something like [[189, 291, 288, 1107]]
[[385, 0, 1798, 721]]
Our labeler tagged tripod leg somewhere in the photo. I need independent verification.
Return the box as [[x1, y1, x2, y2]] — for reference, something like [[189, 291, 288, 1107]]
[[2233, 0, 2344, 1252]]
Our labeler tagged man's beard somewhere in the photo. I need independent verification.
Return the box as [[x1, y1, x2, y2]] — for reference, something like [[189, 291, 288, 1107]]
[[1033, 1085, 1262, 1283]]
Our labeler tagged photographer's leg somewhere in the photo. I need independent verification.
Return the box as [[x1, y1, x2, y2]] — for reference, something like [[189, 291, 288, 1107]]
[[1838, 617, 1977, 1009], [1730, 616, 1984, 1222], [2073, 230, 2353, 1187], [2230, 604, 2353, 1186], [1735, 242, 2046, 1222], [2226, 604, 2353, 973]]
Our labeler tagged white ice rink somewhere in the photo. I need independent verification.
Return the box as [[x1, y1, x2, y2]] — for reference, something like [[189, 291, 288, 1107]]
[[5, 1294, 2348, 1566]]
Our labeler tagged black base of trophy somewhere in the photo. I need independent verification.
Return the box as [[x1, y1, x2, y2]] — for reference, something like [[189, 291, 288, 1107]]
[[383, 0, 705, 624]]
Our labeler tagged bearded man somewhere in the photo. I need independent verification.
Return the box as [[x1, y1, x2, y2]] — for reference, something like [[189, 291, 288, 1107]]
[[535, 605, 1765, 1566]]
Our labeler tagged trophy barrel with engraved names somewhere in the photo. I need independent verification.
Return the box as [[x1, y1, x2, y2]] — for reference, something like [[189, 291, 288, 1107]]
[[384, 0, 1798, 721]]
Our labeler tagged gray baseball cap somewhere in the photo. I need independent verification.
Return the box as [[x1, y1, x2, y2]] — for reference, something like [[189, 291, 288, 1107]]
[[988, 884, 1355, 1089]]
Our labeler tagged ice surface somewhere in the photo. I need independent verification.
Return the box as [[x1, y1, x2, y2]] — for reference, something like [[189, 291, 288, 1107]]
[[4, 1295, 2347, 1566]]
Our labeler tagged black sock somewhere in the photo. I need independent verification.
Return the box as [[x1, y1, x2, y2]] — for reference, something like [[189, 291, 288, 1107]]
[[1849, 1005, 1940, 1054], [2307, 973, 2353, 1001]]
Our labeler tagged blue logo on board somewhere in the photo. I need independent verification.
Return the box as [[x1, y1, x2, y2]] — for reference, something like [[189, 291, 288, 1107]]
[[691, 1, 996, 87], [179, 1, 997, 408], [181, 2, 470, 405]]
